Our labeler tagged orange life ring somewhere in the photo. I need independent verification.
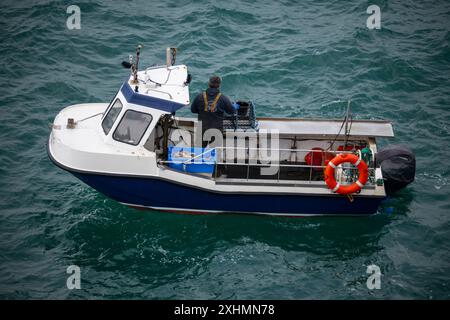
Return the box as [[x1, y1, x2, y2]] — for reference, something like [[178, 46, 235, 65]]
[[324, 153, 369, 195]]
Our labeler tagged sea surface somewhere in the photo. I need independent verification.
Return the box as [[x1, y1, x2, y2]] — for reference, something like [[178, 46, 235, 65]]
[[0, 0, 449, 299]]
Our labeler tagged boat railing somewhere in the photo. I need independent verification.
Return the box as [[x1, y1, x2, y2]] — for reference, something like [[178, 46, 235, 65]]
[[159, 146, 376, 186], [181, 148, 215, 164]]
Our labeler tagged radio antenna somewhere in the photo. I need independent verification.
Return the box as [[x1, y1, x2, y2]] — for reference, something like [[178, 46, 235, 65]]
[[166, 47, 177, 67], [130, 44, 143, 85], [343, 100, 352, 148]]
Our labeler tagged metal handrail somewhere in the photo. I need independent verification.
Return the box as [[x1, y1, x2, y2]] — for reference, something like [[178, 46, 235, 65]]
[[214, 146, 354, 153], [180, 148, 214, 164], [163, 146, 375, 184], [160, 159, 375, 170]]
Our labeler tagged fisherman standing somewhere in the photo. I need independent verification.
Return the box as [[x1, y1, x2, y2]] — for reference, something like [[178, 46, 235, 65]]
[[191, 76, 236, 147]]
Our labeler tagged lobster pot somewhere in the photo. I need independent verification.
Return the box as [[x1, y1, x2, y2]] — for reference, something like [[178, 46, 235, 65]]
[[223, 101, 258, 131]]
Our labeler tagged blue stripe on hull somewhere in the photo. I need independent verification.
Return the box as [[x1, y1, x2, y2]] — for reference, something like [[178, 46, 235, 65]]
[[71, 172, 384, 216]]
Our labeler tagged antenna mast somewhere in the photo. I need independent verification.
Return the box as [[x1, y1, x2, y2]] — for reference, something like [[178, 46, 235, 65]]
[[344, 100, 352, 148], [130, 44, 142, 86], [166, 47, 177, 67]]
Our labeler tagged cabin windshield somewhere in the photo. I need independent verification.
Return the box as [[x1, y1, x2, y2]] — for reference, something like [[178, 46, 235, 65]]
[[113, 110, 153, 146], [102, 99, 123, 135]]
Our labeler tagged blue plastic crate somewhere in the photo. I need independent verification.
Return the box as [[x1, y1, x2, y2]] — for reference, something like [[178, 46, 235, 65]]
[[168, 147, 216, 174]]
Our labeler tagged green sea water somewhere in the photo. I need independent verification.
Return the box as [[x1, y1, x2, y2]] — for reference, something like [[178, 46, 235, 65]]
[[0, 0, 449, 299]]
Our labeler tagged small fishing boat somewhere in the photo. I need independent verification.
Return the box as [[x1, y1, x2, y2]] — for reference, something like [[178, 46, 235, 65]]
[[47, 47, 415, 216]]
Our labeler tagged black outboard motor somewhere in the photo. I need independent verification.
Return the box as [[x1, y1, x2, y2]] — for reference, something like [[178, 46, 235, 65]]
[[376, 145, 416, 195]]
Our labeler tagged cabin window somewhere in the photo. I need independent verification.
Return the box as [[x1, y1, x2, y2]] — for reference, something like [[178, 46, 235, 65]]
[[102, 99, 123, 135], [113, 110, 153, 146]]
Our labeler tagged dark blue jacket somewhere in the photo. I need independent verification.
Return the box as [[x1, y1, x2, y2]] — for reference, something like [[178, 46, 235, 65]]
[[191, 88, 235, 133]]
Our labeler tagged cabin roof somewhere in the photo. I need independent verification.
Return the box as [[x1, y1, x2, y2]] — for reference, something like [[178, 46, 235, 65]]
[[122, 64, 190, 113]]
